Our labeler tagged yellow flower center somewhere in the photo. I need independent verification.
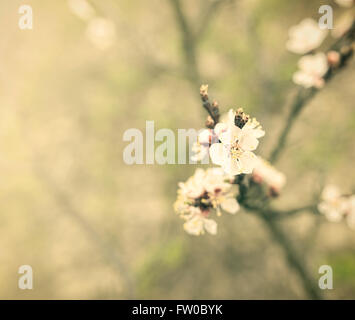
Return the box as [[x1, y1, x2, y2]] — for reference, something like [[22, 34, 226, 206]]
[[230, 141, 243, 160]]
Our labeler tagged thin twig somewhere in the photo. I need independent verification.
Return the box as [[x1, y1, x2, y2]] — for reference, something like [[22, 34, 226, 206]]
[[200, 84, 220, 125]]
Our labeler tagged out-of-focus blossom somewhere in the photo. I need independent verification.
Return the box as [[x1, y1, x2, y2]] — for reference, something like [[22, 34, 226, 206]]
[[209, 109, 263, 175], [318, 186, 355, 230], [68, 0, 95, 21], [318, 185, 348, 222], [191, 142, 209, 162], [252, 157, 286, 194], [335, 0, 354, 8], [174, 168, 240, 235], [293, 53, 328, 88], [86, 17, 116, 50], [286, 18, 328, 54], [345, 195, 355, 229]]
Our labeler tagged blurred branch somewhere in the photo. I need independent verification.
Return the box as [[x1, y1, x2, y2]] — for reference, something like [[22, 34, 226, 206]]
[[238, 183, 323, 299], [258, 211, 323, 300], [269, 20, 355, 164], [303, 216, 323, 256], [195, 0, 231, 40], [269, 87, 316, 163], [169, 0, 234, 84], [262, 204, 319, 219], [169, 0, 200, 84]]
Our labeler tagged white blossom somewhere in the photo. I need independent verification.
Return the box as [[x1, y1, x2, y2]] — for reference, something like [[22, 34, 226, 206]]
[[345, 196, 355, 230], [286, 18, 328, 54], [209, 109, 263, 175], [318, 185, 348, 222], [86, 17, 116, 50], [183, 210, 217, 236], [191, 129, 216, 162], [293, 53, 328, 88], [252, 157, 286, 193], [243, 118, 265, 139], [174, 167, 240, 235], [219, 110, 265, 140], [177, 168, 206, 200]]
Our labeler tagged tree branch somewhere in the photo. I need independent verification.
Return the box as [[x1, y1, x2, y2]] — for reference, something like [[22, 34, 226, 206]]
[[262, 204, 319, 219], [195, 0, 231, 40], [169, 0, 200, 84], [258, 211, 323, 299], [199, 84, 220, 125], [269, 20, 355, 164]]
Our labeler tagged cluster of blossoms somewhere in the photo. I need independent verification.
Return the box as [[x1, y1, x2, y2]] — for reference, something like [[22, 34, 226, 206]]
[[287, 18, 329, 88], [174, 84, 294, 235], [68, 0, 116, 50], [175, 91, 286, 235], [174, 168, 240, 235], [318, 185, 355, 229], [286, 1, 354, 88]]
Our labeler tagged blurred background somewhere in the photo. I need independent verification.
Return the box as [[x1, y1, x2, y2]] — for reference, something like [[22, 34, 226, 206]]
[[0, 0, 354, 299]]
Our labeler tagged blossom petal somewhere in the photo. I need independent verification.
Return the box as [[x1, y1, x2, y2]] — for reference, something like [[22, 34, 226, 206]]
[[183, 216, 204, 236], [318, 203, 343, 222], [227, 109, 236, 127], [239, 131, 259, 151], [203, 218, 217, 235], [198, 129, 211, 144], [238, 151, 257, 174], [293, 71, 313, 88], [221, 198, 240, 214], [219, 128, 241, 145], [322, 185, 341, 201], [214, 123, 227, 137], [222, 157, 242, 176], [209, 143, 225, 165], [253, 128, 265, 139]]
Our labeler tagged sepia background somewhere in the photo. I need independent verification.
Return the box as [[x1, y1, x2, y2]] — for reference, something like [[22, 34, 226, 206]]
[[0, 0, 354, 299]]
